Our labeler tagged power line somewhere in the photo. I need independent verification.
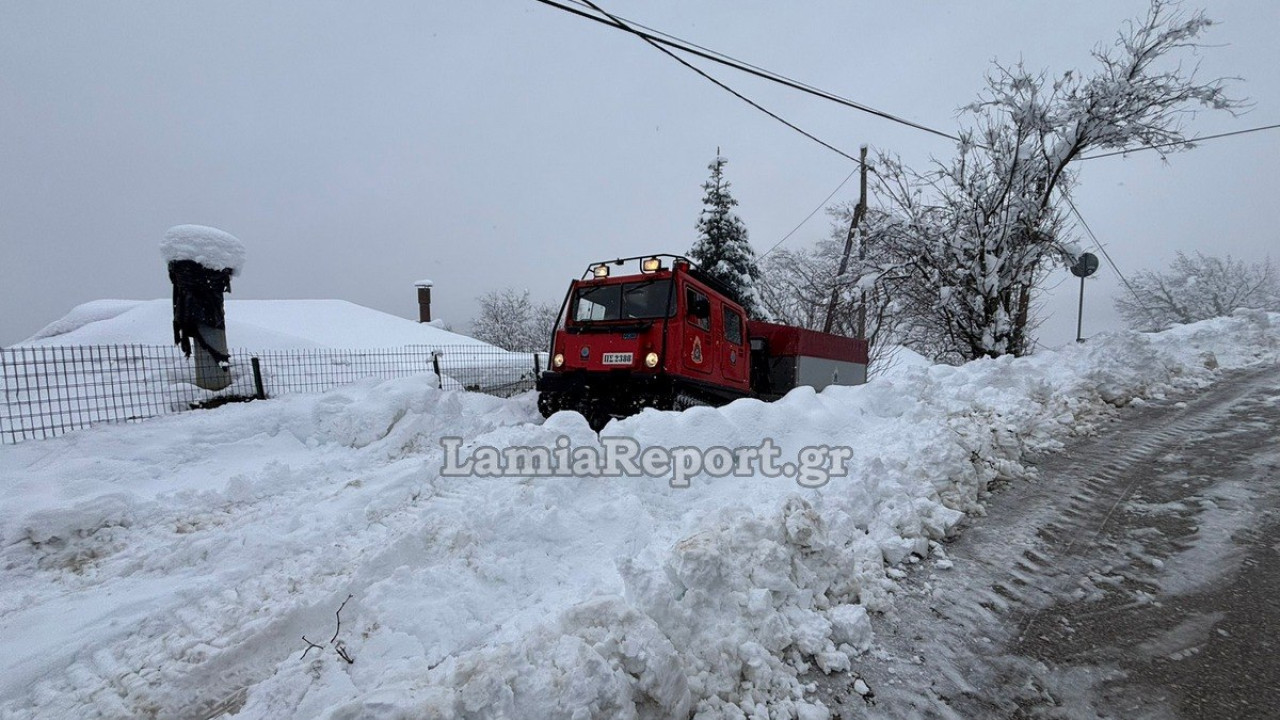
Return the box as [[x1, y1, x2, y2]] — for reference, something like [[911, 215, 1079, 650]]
[[562, 0, 914, 132], [1079, 123, 1280, 161], [567, 0, 862, 163], [533, 0, 961, 143], [566, 0, 816, 89], [763, 108, 1279, 264], [1067, 123, 1280, 311], [761, 167, 860, 259], [536, 0, 880, 258], [1062, 193, 1142, 304]]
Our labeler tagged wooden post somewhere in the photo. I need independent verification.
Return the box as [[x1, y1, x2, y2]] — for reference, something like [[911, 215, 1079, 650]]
[[251, 357, 266, 399], [855, 145, 869, 340], [823, 145, 868, 334]]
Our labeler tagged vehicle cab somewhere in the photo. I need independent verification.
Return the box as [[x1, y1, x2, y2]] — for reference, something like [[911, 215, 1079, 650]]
[[537, 255, 752, 425]]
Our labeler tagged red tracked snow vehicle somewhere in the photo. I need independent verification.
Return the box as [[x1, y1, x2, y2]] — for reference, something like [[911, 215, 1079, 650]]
[[536, 255, 868, 429]]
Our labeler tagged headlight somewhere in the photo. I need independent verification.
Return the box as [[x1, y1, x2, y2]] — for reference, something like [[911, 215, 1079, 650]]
[[645, 352, 660, 368], [553, 353, 565, 368], [592, 265, 610, 278], [641, 257, 663, 273]]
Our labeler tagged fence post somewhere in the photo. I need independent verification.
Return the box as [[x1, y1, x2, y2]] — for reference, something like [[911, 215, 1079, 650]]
[[251, 357, 266, 399], [534, 352, 542, 376], [432, 351, 443, 390], [0, 349, 11, 445]]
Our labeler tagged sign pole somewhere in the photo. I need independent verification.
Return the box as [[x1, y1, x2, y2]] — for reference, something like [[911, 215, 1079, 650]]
[[1069, 252, 1099, 344], [1076, 274, 1086, 343]]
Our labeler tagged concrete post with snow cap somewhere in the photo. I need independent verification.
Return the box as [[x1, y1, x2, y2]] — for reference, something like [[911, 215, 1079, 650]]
[[161, 225, 246, 391]]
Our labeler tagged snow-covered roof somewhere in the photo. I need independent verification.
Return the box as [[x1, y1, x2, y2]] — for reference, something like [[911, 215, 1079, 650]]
[[20, 298, 490, 349], [159, 224, 247, 274]]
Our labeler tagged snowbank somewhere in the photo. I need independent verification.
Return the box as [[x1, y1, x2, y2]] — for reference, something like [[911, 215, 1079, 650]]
[[873, 344, 933, 379], [160, 224, 247, 274], [0, 310, 1276, 719]]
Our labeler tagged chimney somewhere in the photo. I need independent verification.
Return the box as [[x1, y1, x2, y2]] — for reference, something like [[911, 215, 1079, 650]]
[[415, 279, 433, 322]]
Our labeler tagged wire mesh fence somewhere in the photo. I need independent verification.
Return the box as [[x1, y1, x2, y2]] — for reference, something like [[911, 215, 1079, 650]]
[[0, 344, 545, 444]]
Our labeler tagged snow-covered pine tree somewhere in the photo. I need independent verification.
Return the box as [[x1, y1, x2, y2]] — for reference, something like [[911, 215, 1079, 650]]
[[690, 155, 765, 318]]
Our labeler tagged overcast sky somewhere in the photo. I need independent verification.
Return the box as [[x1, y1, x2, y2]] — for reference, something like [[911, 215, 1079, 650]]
[[2, 0, 1277, 349]]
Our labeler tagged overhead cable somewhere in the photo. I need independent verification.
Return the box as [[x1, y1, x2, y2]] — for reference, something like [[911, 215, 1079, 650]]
[[567, 0, 864, 163], [1079, 123, 1280, 161], [534, 0, 961, 143]]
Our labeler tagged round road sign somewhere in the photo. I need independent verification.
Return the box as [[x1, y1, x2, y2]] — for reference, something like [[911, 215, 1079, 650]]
[[1071, 252, 1100, 278]]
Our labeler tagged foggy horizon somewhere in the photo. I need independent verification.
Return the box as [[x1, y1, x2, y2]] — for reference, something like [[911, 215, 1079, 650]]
[[3, 1, 1277, 349]]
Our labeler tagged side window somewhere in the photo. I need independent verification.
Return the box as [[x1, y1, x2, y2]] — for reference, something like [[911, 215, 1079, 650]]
[[723, 308, 743, 345], [684, 286, 710, 330]]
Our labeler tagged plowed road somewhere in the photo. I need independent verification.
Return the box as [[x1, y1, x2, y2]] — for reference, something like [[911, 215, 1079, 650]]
[[817, 365, 1280, 719]]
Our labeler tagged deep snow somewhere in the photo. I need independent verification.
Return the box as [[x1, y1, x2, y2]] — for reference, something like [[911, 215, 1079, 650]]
[[0, 310, 1276, 719]]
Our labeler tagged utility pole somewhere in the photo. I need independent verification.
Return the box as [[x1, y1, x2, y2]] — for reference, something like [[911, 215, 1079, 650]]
[[855, 147, 869, 340], [823, 145, 868, 335]]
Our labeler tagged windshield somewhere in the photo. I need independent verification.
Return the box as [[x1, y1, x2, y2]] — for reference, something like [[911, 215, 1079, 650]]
[[573, 279, 673, 322]]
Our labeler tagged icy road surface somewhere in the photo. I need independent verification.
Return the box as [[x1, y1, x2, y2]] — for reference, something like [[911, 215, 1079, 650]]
[[816, 366, 1280, 719]]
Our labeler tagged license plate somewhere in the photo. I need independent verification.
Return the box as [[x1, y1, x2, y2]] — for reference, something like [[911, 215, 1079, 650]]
[[602, 352, 633, 365]]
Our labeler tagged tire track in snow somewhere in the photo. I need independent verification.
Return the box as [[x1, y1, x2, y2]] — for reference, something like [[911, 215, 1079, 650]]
[[813, 365, 1280, 718]]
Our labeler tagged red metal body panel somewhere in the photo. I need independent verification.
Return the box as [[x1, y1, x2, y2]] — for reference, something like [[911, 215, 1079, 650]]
[[549, 263, 752, 395], [747, 320, 869, 364], [541, 256, 870, 428], [553, 270, 673, 375]]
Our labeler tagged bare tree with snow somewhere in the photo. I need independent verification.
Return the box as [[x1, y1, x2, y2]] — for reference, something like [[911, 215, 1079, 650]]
[[471, 289, 560, 352], [760, 203, 908, 374], [870, 0, 1242, 363], [1115, 252, 1280, 331]]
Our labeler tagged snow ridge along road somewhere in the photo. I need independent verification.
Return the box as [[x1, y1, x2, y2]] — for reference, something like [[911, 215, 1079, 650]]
[[1, 310, 1277, 719], [823, 365, 1280, 719]]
